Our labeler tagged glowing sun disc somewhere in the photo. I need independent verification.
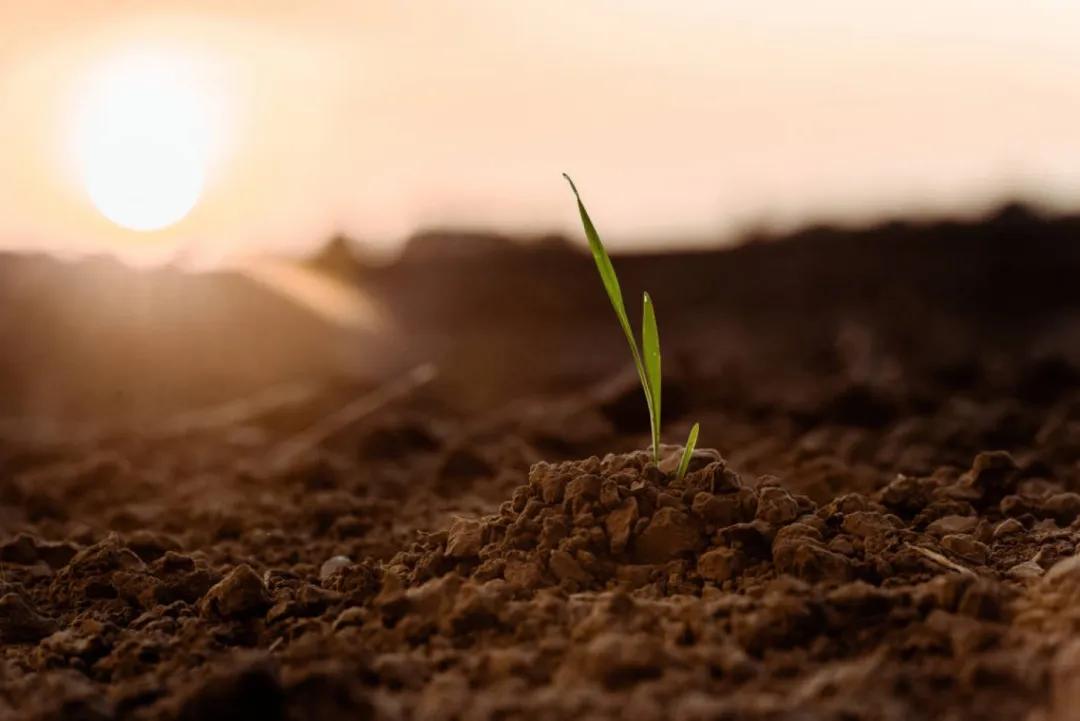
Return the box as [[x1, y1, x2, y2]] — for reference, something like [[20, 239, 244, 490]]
[[73, 51, 212, 232]]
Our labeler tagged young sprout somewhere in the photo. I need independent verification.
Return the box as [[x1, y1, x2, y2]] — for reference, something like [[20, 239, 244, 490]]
[[563, 174, 701, 479]]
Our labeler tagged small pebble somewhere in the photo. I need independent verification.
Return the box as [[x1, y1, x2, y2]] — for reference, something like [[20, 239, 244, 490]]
[[319, 555, 352, 582], [993, 518, 1024, 539], [1008, 560, 1044, 580]]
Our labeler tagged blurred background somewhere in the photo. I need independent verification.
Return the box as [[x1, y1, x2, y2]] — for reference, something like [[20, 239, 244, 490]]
[[3, 1, 1080, 262], [0, 0, 1078, 431]]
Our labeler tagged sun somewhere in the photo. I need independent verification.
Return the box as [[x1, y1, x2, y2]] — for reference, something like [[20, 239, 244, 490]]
[[72, 50, 214, 232]]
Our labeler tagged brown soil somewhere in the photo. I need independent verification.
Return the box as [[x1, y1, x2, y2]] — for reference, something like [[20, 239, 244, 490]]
[[1, 205, 1079, 720]]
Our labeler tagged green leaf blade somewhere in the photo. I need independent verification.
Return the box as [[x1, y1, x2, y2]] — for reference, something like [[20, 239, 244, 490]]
[[675, 423, 700, 481], [563, 173, 655, 438], [641, 292, 662, 459], [563, 174, 632, 339]]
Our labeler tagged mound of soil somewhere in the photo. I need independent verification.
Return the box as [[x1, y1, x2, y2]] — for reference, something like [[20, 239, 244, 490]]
[[2, 437, 1080, 720]]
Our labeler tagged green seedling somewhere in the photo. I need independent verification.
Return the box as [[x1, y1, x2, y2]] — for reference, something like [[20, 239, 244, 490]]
[[563, 174, 700, 479]]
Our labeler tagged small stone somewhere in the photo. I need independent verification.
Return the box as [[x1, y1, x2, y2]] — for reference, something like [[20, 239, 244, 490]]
[[940, 534, 990, 564], [1007, 561, 1044, 580], [698, 547, 741, 582], [1000, 495, 1039, 518], [549, 550, 590, 583], [319, 555, 352, 582], [926, 514, 978, 536], [200, 565, 271, 619], [634, 508, 702, 563], [993, 518, 1024, 539], [962, 450, 1019, 501], [605, 497, 639, 555], [446, 517, 484, 559], [0, 593, 58, 643], [1045, 493, 1080, 526]]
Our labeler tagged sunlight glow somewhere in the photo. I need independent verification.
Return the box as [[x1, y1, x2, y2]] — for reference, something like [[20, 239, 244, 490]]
[[72, 50, 214, 232]]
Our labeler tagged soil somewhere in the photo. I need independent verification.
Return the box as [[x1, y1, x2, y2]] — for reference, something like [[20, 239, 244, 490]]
[[1, 204, 1080, 720]]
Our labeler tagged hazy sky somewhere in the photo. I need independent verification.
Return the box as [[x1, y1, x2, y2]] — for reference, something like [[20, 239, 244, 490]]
[[2, 1, 1080, 265]]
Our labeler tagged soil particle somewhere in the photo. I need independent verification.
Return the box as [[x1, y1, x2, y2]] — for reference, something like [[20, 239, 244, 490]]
[[697, 547, 742, 582], [0, 533, 79, 568], [319, 555, 352, 581], [634, 507, 702, 563], [445, 517, 484, 559], [605, 497, 639, 554], [35, 618, 115, 668], [48, 534, 149, 608], [0, 592, 58, 643], [840, 510, 902, 538], [772, 537, 854, 583], [548, 549, 590, 583], [148, 552, 220, 606], [125, 530, 183, 563], [994, 518, 1025, 538], [754, 486, 800, 526], [927, 514, 979, 536], [530, 462, 569, 504], [881, 474, 937, 513], [200, 564, 272, 619], [962, 450, 1020, 506], [941, 533, 991, 564], [1009, 560, 1045, 579], [503, 559, 544, 590], [1045, 492, 1080, 526], [690, 490, 755, 527]]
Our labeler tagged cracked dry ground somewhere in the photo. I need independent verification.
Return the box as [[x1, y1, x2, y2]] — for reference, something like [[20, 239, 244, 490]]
[[1, 350, 1078, 721]]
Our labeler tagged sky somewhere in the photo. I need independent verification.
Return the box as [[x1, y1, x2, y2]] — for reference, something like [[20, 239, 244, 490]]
[[2, 1, 1080, 265]]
